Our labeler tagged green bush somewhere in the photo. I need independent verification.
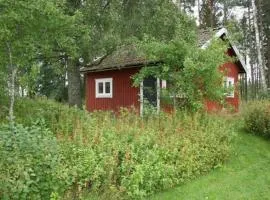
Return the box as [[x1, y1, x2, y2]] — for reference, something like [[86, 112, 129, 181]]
[[0, 95, 8, 122], [243, 100, 270, 137], [60, 111, 233, 199], [0, 122, 67, 200], [0, 98, 234, 199]]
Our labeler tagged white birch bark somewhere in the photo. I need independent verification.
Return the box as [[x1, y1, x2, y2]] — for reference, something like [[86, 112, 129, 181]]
[[6, 42, 16, 123], [197, 0, 201, 26], [252, 0, 267, 91], [140, 82, 143, 117], [176, 0, 181, 10]]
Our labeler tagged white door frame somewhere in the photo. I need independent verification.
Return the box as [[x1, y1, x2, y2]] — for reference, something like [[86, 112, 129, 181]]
[[140, 78, 161, 116], [157, 78, 160, 114]]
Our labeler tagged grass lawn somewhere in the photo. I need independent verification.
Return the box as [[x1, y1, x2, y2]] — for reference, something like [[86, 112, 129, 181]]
[[148, 130, 270, 200]]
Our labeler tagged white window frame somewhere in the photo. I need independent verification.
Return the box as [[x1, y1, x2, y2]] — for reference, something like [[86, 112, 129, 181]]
[[224, 77, 235, 98], [95, 78, 113, 98]]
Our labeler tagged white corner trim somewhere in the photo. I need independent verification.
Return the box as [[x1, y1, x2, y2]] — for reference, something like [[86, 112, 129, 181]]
[[95, 78, 113, 98], [157, 78, 160, 114], [140, 82, 143, 117]]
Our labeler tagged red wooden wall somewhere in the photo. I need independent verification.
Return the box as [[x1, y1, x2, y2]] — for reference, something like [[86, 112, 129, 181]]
[[205, 61, 240, 112], [85, 67, 140, 112]]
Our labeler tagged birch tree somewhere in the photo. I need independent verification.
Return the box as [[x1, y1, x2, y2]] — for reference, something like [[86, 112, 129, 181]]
[[0, 0, 76, 122], [251, 0, 267, 91]]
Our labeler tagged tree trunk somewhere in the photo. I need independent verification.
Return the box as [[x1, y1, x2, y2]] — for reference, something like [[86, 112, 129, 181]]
[[223, 1, 228, 25], [208, 0, 214, 28], [267, 43, 270, 87], [176, 0, 181, 10], [197, 0, 201, 25], [6, 42, 16, 123], [9, 68, 16, 122], [251, 63, 255, 99], [67, 59, 82, 109], [252, 0, 267, 91]]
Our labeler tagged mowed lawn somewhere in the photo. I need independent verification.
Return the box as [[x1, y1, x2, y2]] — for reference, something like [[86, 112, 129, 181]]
[[148, 131, 270, 200]]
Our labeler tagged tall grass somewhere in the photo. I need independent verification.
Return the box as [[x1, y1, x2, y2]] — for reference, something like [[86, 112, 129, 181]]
[[0, 98, 234, 199]]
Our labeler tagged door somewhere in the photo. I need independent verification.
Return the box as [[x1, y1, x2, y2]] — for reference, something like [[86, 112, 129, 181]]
[[143, 76, 157, 107]]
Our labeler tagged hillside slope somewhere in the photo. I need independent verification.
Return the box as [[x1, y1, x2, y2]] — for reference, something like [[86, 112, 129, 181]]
[[149, 131, 270, 200]]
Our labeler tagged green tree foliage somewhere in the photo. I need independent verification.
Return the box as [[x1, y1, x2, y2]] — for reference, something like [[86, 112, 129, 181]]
[[200, 0, 221, 28], [198, 0, 249, 28], [0, 0, 81, 119], [120, 0, 181, 41], [36, 62, 68, 101], [121, 1, 232, 110], [133, 23, 230, 111], [0, 0, 80, 67]]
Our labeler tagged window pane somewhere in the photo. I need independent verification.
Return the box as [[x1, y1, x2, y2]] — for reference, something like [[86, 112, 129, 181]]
[[105, 82, 110, 94], [98, 82, 103, 94]]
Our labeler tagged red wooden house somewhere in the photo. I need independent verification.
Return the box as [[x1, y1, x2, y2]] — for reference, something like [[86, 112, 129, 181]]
[[80, 28, 247, 114]]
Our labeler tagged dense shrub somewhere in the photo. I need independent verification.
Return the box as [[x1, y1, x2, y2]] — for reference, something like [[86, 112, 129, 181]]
[[0, 95, 8, 122], [243, 100, 270, 137], [69, 112, 232, 199], [0, 122, 67, 200], [0, 98, 234, 199]]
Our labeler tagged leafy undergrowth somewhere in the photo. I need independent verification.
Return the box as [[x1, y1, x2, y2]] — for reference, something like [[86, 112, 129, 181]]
[[147, 130, 270, 200], [243, 100, 270, 138], [0, 98, 234, 199]]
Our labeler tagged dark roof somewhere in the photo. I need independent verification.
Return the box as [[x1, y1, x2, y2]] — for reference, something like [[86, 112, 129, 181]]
[[81, 28, 246, 73], [80, 45, 151, 73], [198, 29, 215, 47]]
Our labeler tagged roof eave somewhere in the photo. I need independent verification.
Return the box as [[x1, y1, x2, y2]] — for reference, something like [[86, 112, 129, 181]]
[[80, 63, 143, 73], [80, 60, 160, 73]]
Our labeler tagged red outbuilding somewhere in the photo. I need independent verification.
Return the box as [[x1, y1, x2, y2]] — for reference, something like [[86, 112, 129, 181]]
[[80, 28, 247, 114]]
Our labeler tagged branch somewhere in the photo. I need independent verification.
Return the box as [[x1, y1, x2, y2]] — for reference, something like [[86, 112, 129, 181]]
[[87, 53, 110, 67], [87, 47, 115, 67]]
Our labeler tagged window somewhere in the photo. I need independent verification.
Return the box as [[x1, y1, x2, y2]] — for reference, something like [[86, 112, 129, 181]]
[[224, 77, 234, 98], [95, 78, 113, 98]]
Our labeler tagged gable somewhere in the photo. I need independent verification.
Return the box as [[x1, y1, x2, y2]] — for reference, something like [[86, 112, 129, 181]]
[[199, 28, 247, 73]]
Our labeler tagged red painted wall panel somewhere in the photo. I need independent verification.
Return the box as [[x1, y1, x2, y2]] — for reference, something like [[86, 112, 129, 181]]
[[85, 60, 242, 113], [206, 61, 240, 112], [85, 67, 141, 112]]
